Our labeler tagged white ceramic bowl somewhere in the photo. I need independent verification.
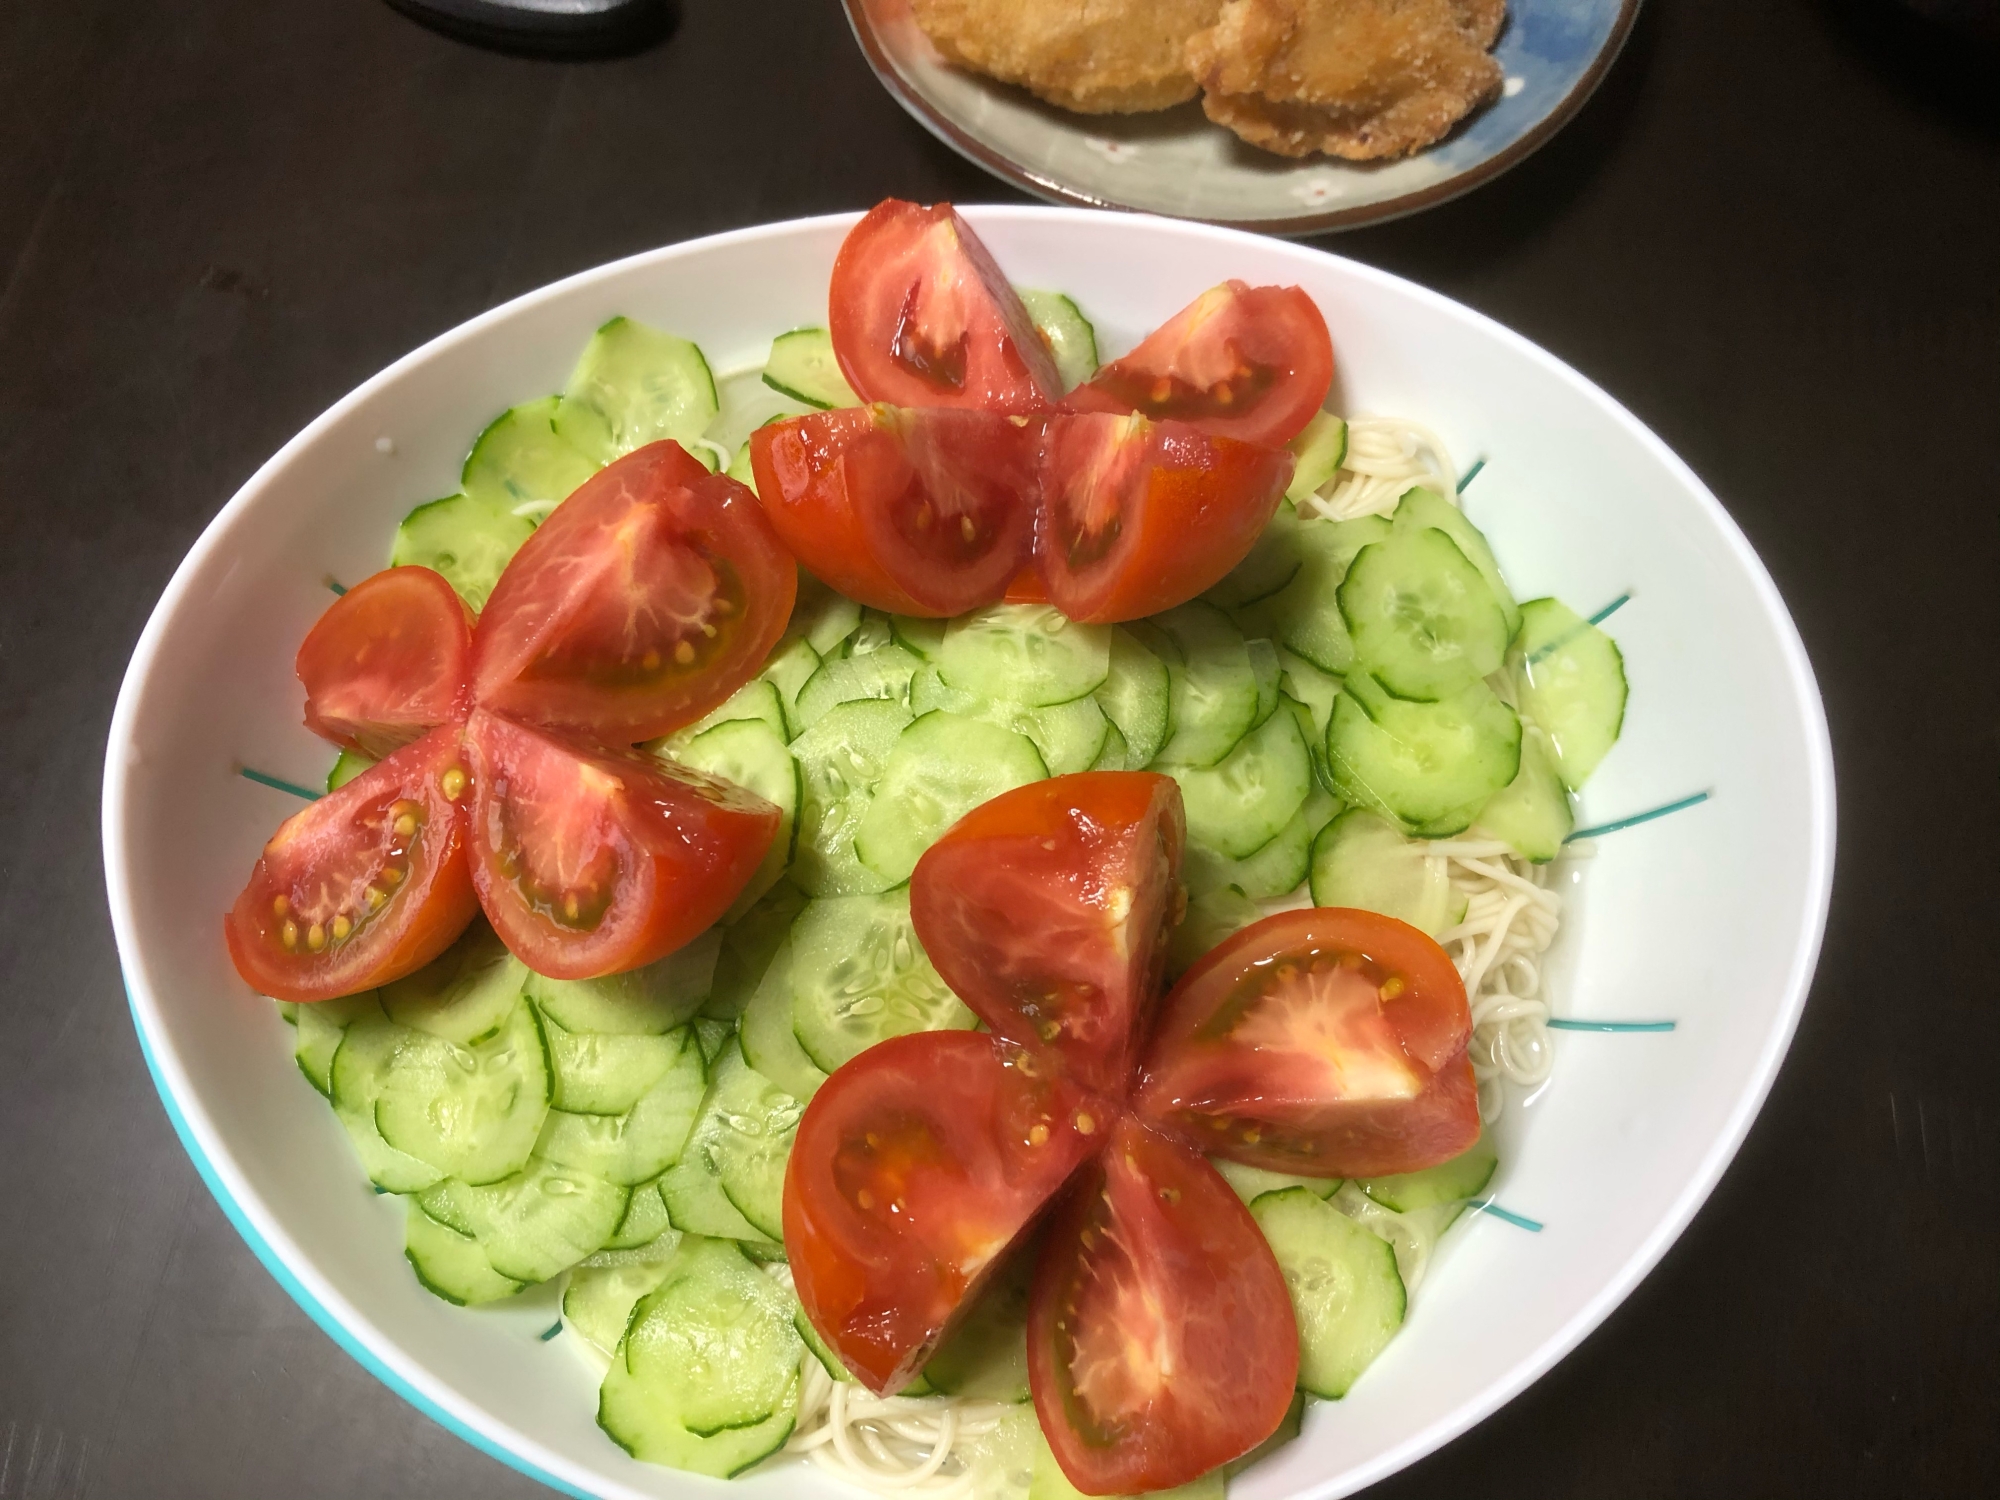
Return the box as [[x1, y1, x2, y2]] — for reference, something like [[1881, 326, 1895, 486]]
[[102, 209, 1834, 1500]]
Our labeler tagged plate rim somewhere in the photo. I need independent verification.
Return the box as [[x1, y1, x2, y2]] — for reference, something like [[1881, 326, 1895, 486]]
[[841, 0, 1646, 235], [102, 203, 1834, 1500]]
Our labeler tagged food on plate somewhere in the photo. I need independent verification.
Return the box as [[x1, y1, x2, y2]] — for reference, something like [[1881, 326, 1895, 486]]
[[1185, 0, 1507, 160], [909, 0, 1223, 114], [234, 199, 1630, 1495]]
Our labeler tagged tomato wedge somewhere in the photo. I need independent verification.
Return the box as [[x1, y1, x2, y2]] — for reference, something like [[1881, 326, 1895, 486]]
[[784, 1030, 1106, 1395], [462, 709, 779, 979], [224, 725, 479, 1001], [911, 773, 1185, 1094], [471, 440, 795, 744], [1065, 282, 1333, 447], [1038, 414, 1292, 624], [296, 565, 471, 757], [752, 406, 1039, 616], [829, 200, 1062, 415], [1029, 1114, 1298, 1494], [1133, 908, 1480, 1177]]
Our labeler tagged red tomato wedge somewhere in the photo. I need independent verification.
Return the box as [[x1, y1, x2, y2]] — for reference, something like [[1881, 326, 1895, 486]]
[[911, 773, 1185, 1095], [1133, 908, 1480, 1177], [225, 725, 479, 1002], [829, 200, 1062, 415], [785, 1030, 1106, 1395], [1038, 414, 1292, 624], [462, 709, 779, 979], [751, 406, 1040, 616], [1066, 282, 1333, 447], [296, 565, 471, 758], [471, 440, 795, 744], [1029, 1114, 1298, 1494]]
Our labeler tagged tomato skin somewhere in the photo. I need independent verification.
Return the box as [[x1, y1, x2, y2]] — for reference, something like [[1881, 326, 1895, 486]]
[[1133, 908, 1480, 1178], [1065, 282, 1333, 447], [1028, 1114, 1298, 1494], [829, 200, 1062, 415], [785, 1030, 1107, 1396], [462, 710, 779, 979], [471, 440, 795, 744], [911, 773, 1185, 1095], [224, 725, 479, 1002], [1037, 414, 1292, 624], [296, 566, 471, 758]]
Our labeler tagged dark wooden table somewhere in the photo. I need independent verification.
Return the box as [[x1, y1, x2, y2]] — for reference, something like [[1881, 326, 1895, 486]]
[[2, 2, 1995, 1496]]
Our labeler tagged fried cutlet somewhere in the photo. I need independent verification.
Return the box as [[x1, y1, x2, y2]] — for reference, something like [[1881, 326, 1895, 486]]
[[910, 0, 1224, 114]]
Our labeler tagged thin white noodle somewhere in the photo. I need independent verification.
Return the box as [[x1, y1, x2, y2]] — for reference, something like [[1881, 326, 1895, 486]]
[[1295, 415, 1459, 521]]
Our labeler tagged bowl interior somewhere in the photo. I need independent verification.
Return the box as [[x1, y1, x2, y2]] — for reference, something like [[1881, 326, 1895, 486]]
[[847, 0, 1637, 231], [104, 207, 1832, 1500]]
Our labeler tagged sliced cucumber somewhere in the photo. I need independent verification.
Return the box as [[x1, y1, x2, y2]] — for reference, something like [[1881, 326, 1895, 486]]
[[390, 492, 536, 613], [535, 1029, 707, 1185], [1309, 808, 1463, 938], [419, 1155, 628, 1285], [1094, 626, 1172, 768], [692, 1017, 734, 1067], [563, 1236, 681, 1355], [1235, 514, 1391, 675], [737, 939, 827, 1103], [1182, 783, 1338, 901], [1252, 1186, 1406, 1399], [523, 926, 720, 1037], [1473, 731, 1573, 861], [1170, 693, 1313, 860], [924, 1253, 1032, 1402], [1212, 1158, 1339, 1204], [1016, 288, 1098, 392], [1029, 1426, 1222, 1500], [891, 613, 947, 661], [793, 643, 921, 731], [853, 710, 1047, 882], [1089, 720, 1130, 772], [293, 990, 381, 1098], [671, 717, 800, 916], [598, 1237, 801, 1475], [658, 1051, 784, 1249], [788, 697, 909, 897], [941, 604, 1112, 707], [1358, 1133, 1498, 1213], [380, 922, 526, 1046], [326, 748, 376, 793], [848, 609, 896, 657], [792, 576, 865, 659], [599, 1177, 675, 1252], [1514, 597, 1627, 790], [1340, 527, 1509, 701], [1146, 602, 1259, 769], [1391, 487, 1520, 641], [762, 327, 860, 410], [1206, 498, 1306, 611], [544, 1019, 684, 1116], [790, 887, 975, 1073], [1166, 886, 1262, 980], [460, 395, 599, 522], [705, 879, 808, 1021], [648, 678, 788, 755], [759, 635, 821, 739], [727, 438, 756, 490], [1286, 411, 1349, 503], [372, 997, 550, 1186], [327, 1016, 445, 1194], [1328, 673, 1521, 836], [1248, 636, 1282, 727], [1227, 1389, 1306, 1479], [555, 317, 718, 465], [706, 1062, 803, 1242], [911, 665, 1110, 776], [404, 1201, 522, 1306]]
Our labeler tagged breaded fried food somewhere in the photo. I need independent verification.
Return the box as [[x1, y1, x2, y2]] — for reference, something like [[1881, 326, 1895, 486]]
[[910, 0, 1223, 115], [1185, 0, 1506, 160]]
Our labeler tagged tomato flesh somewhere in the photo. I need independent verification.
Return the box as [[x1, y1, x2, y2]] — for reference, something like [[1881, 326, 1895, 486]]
[[829, 200, 1062, 415], [296, 565, 471, 757], [224, 725, 479, 1001], [463, 709, 780, 979], [472, 440, 795, 744], [1066, 282, 1333, 447], [785, 1030, 1107, 1395], [1029, 1114, 1298, 1494], [1134, 908, 1480, 1177], [911, 773, 1184, 1095], [1038, 414, 1291, 624]]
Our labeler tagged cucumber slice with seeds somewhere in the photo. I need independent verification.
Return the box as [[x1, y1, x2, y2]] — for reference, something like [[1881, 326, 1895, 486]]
[[891, 614, 947, 661], [762, 328, 860, 410], [1252, 1186, 1406, 1399], [564, 1236, 681, 1355], [328, 1016, 445, 1194], [460, 395, 599, 522], [1093, 626, 1171, 768], [648, 678, 787, 755], [759, 636, 821, 739], [404, 1201, 522, 1306], [737, 939, 827, 1103], [1391, 487, 1520, 642], [1357, 1133, 1498, 1213], [853, 710, 1047, 882], [599, 1177, 675, 1252], [1212, 1158, 1339, 1204], [1206, 496, 1307, 610], [380, 922, 526, 1046], [1286, 412, 1349, 504], [390, 492, 536, 613], [544, 1019, 684, 1116], [1248, 636, 1282, 727], [555, 317, 718, 465], [657, 1052, 784, 1250], [1309, 808, 1464, 938], [793, 644, 921, 731], [707, 1063, 803, 1242], [1088, 719, 1129, 772], [1016, 289, 1098, 392], [1340, 527, 1509, 701], [535, 1029, 707, 1185], [1169, 700, 1313, 860], [789, 697, 909, 898], [1147, 602, 1258, 769], [910, 665, 1109, 776], [372, 997, 550, 1185], [293, 990, 381, 1098], [1513, 597, 1628, 790], [418, 1155, 629, 1285], [670, 718, 800, 917], [1328, 673, 1521, 836], [1234, 514, 1389, 675], [941, 604, 1111, 707], [1182, 783, 1338, 901], [790, 888, 975, 1073], [523, 927, 721, 1037]]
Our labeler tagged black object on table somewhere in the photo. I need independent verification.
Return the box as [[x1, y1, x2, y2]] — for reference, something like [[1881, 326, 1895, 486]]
[[385, 0, 678, 59], [0, 2, 1994, 1497]]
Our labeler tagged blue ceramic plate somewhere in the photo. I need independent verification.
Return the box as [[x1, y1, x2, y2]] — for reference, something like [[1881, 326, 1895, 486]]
[[845, 0, 1640, 234]]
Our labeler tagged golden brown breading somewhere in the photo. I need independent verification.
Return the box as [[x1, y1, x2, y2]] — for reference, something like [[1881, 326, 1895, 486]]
[[1185, 0, 1506, 160], [911, 0, 1224, 115]]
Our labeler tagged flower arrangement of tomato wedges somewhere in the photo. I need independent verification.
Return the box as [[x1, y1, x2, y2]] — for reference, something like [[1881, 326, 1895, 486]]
[[225, 198, 1481, 1494]]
